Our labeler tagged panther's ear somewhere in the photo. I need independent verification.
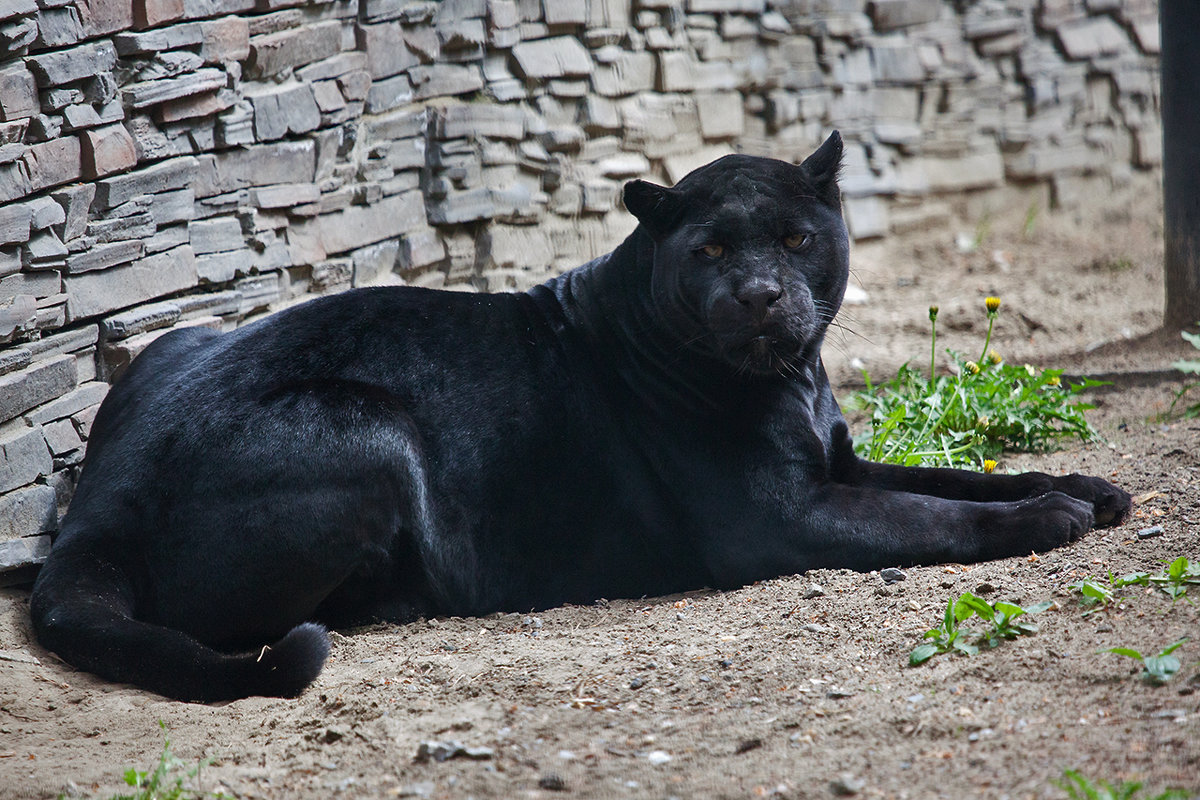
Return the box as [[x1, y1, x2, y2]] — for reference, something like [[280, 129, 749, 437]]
[[623, 179, 677, 237], [799, 130, 843, 206]]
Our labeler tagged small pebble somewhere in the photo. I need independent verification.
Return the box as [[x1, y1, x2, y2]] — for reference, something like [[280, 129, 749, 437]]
[[538, 774, 567, 791], [880, 567, 906, 584], [629, 677, 644, 690], [1150, 709, 1186, 719], [647, 750, 672, 765], [1137, 524, 1165, 539], [803, 583, 826, 599], [830, 773, 865, 796]]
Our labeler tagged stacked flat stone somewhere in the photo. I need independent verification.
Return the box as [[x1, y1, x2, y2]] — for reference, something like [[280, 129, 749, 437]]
[[0, 0, 1162, 575]]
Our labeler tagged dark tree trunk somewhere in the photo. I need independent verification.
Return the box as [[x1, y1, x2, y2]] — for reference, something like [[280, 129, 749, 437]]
[[1161, 0, 1200, 330]]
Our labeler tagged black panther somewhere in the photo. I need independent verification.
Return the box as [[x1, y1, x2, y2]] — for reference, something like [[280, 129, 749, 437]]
[[30, 132, 1131, 702]]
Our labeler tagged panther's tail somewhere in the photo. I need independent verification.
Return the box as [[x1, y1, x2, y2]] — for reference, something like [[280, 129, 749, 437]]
[[30, 545, 329, 703]]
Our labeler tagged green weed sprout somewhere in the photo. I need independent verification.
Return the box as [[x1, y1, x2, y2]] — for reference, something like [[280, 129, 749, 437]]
[[1068, 574, 1118, 615], [909, 592, 1051, 666], [1056, 769, 1192, 800], [1167, 327, 1200, 418], [1103, 639, 1188, 685], [1114, 557, 1200, 602], [106, 722, 227, 800], [851, 297, 1102, 469]]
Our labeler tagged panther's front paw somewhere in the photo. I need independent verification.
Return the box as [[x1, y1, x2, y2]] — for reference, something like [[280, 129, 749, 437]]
[[978, 491, 1095, 561], [1051, 474, 1132, 528]]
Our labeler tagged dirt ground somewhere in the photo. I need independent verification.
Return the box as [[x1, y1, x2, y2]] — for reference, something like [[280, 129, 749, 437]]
[[2, 177, 1199, 800]]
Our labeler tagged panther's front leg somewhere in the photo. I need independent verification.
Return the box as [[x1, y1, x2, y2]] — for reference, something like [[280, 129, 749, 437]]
[[828, 423, 1133, 527], [701, 481, 1099, 588]]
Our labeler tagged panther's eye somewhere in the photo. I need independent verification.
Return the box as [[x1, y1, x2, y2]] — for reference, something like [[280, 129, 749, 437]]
[[783, 234, 810, 250], [701, 244, 725, 258]]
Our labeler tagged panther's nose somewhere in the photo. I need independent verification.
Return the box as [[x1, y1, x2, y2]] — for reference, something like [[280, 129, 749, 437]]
[[735, 279, 782, 322]]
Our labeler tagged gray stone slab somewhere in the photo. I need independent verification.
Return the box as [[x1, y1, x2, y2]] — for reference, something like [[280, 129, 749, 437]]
[[0, 354, 77, 425], [365, 73, 414, 113], [436, 104, 525, 140], [0, 0, 37, 20], [358, 21, 420, 79], [122, 68, 227, 109], [148, 188, 195, 228], [175, 289, 241, 319], [65, 239, 145, 274], [23, 229, 68, 267], [0, 64, 38, 122], [409, 64, 483, 100], [189, 216, 244, 254], [317, 190, 426, 255], [844, 195, 889, 240], [0, 347, 31, 377], [591, 50, 655, 97], [195, 141, 315, 197], [0, 14, 38, 56], [248, 83, 321, 141], [27, 197, 65, 232], [25, 381, 108, 425], [24, 325, 97, 362], [0, 160, 33, 204], [100, 301, 182, 341], [1056, 16, 1131, 60], [512, 36, 592, 79], [234, 271, 280, 314], [26, 41, 117, 87], [92, 156, 199, 210], [695, 92, 744, 139], [1, 270, 61, 302], [86, 212, 155, 245], [688, 0, 764, 11], [251, 183, 320, 209], [43, 417, 81, 456], [295, 52, 370, 83], [544, 0, 585, 25], [0, 204, 31, 246], [113, 22, 203, 54], [871, 40, 926, 83], [350, 239, 400, 286], [247, 20, 343, 78], [64, 245, 198, 322], [427, 186, 495, 225], [196, 248, 253, 282], [31, 6, 82, 49], [22, 137, 81, 194], [0, 534, 51, 571], [0, 422, 50, 494], [144, 224, 189, 255]]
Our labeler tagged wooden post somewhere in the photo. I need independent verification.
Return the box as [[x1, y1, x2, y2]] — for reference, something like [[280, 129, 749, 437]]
[[1161, 0, 1200, 330]]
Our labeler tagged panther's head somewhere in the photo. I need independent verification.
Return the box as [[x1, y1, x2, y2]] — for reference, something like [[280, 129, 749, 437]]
[[623, 132, 849, 378]]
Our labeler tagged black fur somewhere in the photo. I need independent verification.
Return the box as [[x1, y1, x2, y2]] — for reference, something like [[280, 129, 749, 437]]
[[30, 133, 1131, 701]]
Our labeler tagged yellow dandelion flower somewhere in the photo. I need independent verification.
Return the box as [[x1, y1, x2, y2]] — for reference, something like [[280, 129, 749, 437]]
[[965, 360, 981, 375], [988, 349, 1002, 365], [983, 459, 997, 474], [985, 296, 1001, 314], [1047, 375, 1061, 387]]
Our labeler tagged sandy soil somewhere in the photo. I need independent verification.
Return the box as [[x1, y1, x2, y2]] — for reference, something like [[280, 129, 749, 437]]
[[2, 180, 1198, 800]]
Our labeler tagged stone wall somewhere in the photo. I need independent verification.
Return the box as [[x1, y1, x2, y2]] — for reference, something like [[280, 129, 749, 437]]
[[0, 0, 1161, 575]]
